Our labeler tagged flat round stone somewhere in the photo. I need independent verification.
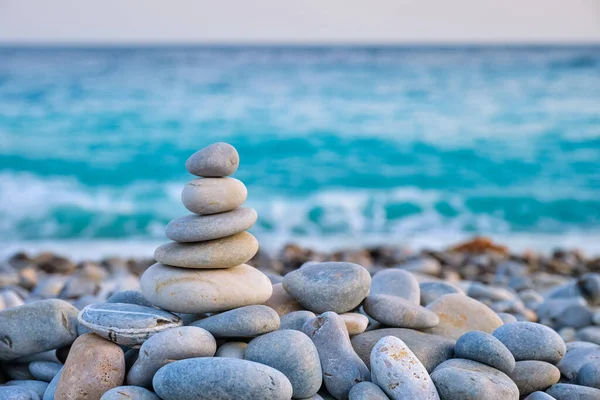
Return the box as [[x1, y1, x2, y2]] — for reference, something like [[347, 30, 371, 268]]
[[165, 208, 257, 243], [492, 322, 566, 364], [507, 361, 560, 397], [454, 331, 515, 374], [363, 294, 439, 329], [340, 313, 369, 336], [140, 263, 273, 314], [191, 305, 280, 338], [370, 269, 420, 304], [78, 303, 182, 347], [154, 232, 258, 269], [28, 361, 61, 383], [181, 177, 247, 215], [185, 142, 239, 177]]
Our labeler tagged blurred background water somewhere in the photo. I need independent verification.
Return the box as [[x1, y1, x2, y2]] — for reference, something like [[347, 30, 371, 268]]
[[1, 45, 599, 256]]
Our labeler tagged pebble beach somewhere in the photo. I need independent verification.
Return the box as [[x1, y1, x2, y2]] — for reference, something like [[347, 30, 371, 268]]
[[2, 142, 600, 400]]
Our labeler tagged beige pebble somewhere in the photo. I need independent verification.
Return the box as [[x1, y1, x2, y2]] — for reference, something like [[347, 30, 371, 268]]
[[262, 283, 304, 316]]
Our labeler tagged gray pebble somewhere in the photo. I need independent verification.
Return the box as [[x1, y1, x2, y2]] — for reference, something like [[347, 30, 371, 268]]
[[575, 326, 600, 345], [181, 177, 247, 215], [363, 294, 439, 329], [348, 381, 389, 400], [467, 282, 516, 302], [5, 381, 48, 399], [106, 291, 154, 307], [100, 386, 160, 400], [153, 358, 293, 400], [215, 342, 247, 359], [28, 362, 62, 382], [498, 313, 518, 324], [454, 330, 515, 374], [191, 305, 279, 338], [566, 341, 599, 351], [396, 257, 441, 275], [537, 298, 593, 329], [42, 366, 62, 400], [185, 142, 239, 177], [507, 361, 560, 397], [577, 361, 600, 389], [280, 310, 317, 331], [283, 262, 371, 314], [370, 269, 420, 304], [0, 387, 40, 400], [420, 282, 464, 306], [524, 392, 556, 400], [166, 208, 257, 242], [493, 322, 566, 364], [546, 383, 600, 399], [557, 346, 600, 381]]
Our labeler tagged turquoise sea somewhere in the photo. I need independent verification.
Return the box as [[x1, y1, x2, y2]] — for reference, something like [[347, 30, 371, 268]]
[[0, 46, 599, 256]]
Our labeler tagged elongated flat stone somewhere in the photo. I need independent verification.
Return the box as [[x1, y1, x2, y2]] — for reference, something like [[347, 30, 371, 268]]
[[181, 177, 247, 215], [363, 294, 439, 329], [191, 305, 279, 338], [166, 208, 257, 242], [186, 142, 239, 177], [492, 322, 566, 364]]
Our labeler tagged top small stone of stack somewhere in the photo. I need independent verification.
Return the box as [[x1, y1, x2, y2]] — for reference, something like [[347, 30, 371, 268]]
[[186, 142, 239, 177]]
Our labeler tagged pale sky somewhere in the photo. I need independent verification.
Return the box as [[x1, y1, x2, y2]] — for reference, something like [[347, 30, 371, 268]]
[[1, 0, 599, 44]]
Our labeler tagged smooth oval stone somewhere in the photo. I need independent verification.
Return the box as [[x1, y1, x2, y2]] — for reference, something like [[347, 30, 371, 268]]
[[107, 291, 154, 307], [78, 303, 182, 346], [524, 392, 556, 400], [154, 232, 258, 269], [153, 358, 293, 400], [166, 208, 257, 242], [246, 330, 322, 398], [348, 381, 389, 400], [127, 326, 216, 389], [420, 282, 464, 306], [100, 386, 160, 400], [454, 331, 515, 374], [577, 361, 600, 389], [351, 328, 455, 373], [424, 293, 504, 340], [28, 361, 62, 382], [498, 312, 518, 324], [42, 366, 62, 400], [370, 269, 420, 304], [557, 346, 600, 380], [493, 322, 566, 364], [181, 177, 247, 215], [546, 383, 600, 399], [431, 359, 519, 400], [364, 294, 439, 329], [185, 142, 239, 177], [371, 336, 439, 399], [5, 381, 48, 399], [302, 312, 370, 399], [215, 342, 247, 359], [0, 299, 79, 361], [191, 305, 279, 338], [262, 283, 304, 316], [140, 263, 273, 314], [0, 387, 39, 400], [283, 262, 371, 314], [575, 326, 600, 345], [508, 361, 560, 397], [55, 333, 125, 400], [566, 341, 600, 351], [280, 310, 317, 331], [340, 313, 369, 336]]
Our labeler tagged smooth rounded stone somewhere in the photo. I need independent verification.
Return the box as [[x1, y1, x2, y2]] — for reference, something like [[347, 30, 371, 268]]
[[154, 232, 258, 270], [106, 291, 154, 307], [166, 208, 257, 242], [181, 177, 247, 215], [78, 303, 182, 346], [5, 381, 48, 399], [55, 333, 125, 400], [364, 294, 439, 329], [283, 262, 371, 314], [371, 336, 439, 399], [262, 283, 304, 316], [566, 341, 600, 351], [191, 305, 279, 338], [508, 361, 560, 396], [577, 361, 600, 389], [0, 299, 79, 361], [420, 282, 464, 306], [493, 322, 566, 364], [127, 326, 216, 389], [454, 331, 515, 374], [546, 383, 600, 399], [340, 313, 369, 336], [28, 361, 62, 382], [42, 366, 62, 400], [497, 312, 518, 324], [431, 359, 519, 400], [153, 358, 293, 400], [302, 312, 370, 399], [100, 386, 160, 400], [524, 392, 556, 400], [348, 381, 389, 400], [215, 342, 247, 358], [467, 282, 517, 302], [557, 346, 600, 380], [423, 293, 504, 340], [280, 310, 317, 331], [185, 142, 239, 177], [537, 298, 593, 329], [351, 328, 455, 373], [396, 257, 441, 275], [0, 387, 40, 400], [31, 276, 68, 299], [575, 326, 600, 345], [370, 269, 420, 304], [246, 330, 322, 398], [140, 263, 273, 314]]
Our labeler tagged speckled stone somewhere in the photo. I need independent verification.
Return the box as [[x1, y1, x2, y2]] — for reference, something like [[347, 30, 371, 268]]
[[370, 269, 420, 304], [557, 346, 600, 380], [185, 142, 239, 177], [351, 328, 455, 373], [153, 358, 293, 400], [431, 359, 519, 400], [546, 383, 600, 399], [371, 336, 439, 399], [5, 381, 47, 399], [140, 263, 273, 314], [454, 331, 515, 374], [28, 361, 61, 382], [302, 312, 370, 399], [507, 361, 560, 397], [364, 294, 439, 329], [78, 303, 182, 346], [0, 386, 39, 400], [492, 322, 566, 364], [348, 381, 389, 400], [424, 293, 504, 340], [340, 313, 369, 336], [262, 283, 304, 316], [0, 299, 79, 361], [55, 333, 125, 400], [127, 326, 216, 389], [181, 177, 247, 215], [215, 342, 247, 359], [279, 310, 317, 331], [100, 386, 160, 400], [577, 361, 600, 389], [166, 208, 257, 243], [191, 305, 279, 338], [283, 262, 371, 314], [106, 290, 154, 307], [420, 282, 464, 306], [246, 330, 322, 398]]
